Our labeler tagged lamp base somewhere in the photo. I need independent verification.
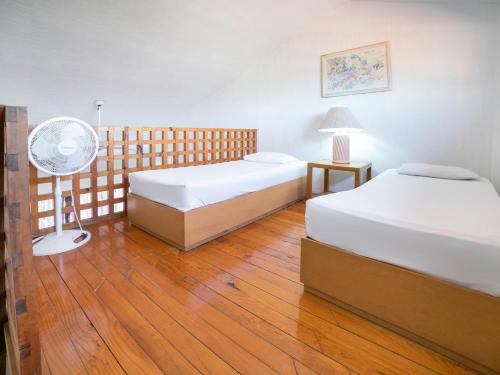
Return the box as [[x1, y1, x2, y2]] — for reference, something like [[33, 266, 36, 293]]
[[333, 159, 350, 164], [332, 134, 350, 164]]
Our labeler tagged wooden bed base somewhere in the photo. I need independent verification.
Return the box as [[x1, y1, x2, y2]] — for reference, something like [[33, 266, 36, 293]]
[[301, 237, 500, 375], [128, 177, 306, 251]]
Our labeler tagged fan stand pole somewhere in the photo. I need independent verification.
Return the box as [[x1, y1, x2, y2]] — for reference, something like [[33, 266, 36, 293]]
[[54, 176, 63, 236], [32, 175, 91, 256]]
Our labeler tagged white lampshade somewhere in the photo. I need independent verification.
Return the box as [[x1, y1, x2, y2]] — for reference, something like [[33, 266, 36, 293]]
[[318, 106, 363, 134]]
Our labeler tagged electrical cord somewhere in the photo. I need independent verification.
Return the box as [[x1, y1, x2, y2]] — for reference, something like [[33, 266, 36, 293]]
[[32, 189, 88, 244], [70, 190, 89, 243], [70, 190, 84, 234], [32, 235, 45, 245]]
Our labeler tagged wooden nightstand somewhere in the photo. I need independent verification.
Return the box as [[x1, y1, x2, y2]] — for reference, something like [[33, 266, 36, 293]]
[[306, 160, 372, 199]]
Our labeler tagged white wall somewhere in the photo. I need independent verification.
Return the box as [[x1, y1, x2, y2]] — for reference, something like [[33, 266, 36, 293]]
[[186, 1, 500, 191], [491, 8, 500, 189]]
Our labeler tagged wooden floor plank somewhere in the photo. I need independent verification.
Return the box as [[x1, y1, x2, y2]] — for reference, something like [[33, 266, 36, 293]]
[[49, 253, 164, 375], [189, 243, 468, 375], [80, 243, 239, 375], [34, 257, 125, 375], [90, 225, 282, 374], [35, 274, 87, 375], [251, 220, 304, 241], [111, 224, 437, 375], [115, 220, 475, 375], [97, 280, 200, 374], [214, 237, 301, 282], [35, 202, 478, 375], [222, 232, 301, 266], [235, 227, 301, 255], [189, 241, 476, 375], [131, 270, 279, 374], [294, 360, 318, 375], [169, 268, 353, 375], [69, 245, 201, 374], [95, 234, 351, 374], [41, 349, 52, 375], [160, 248, 435, 374]]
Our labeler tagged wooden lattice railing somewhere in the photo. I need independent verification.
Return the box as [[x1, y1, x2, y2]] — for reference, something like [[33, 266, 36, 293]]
[[30, 127, 257, 235]]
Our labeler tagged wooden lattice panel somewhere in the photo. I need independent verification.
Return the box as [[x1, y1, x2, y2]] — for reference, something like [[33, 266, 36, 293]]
[[30, 127, 257, 235]]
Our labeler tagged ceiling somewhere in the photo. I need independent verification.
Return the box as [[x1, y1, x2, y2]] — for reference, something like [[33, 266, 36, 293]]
[[0, 0, 342, 122]]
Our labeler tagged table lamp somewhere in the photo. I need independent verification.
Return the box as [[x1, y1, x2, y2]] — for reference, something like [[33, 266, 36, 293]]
[[318, 106, 363, 164]]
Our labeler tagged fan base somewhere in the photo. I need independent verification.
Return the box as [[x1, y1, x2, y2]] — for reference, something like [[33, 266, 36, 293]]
[[33, 230, 91, 256]]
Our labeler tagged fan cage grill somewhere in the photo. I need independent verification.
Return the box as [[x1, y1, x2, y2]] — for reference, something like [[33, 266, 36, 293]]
[[29, 117, 98, 176]]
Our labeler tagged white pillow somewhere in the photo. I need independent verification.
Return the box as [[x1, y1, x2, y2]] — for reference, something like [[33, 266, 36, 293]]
[[243, 152, 299, 164], [397, 163, 479, 180]]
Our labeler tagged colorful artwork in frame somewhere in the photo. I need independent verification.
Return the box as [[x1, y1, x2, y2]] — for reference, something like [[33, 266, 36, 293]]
[[321, 41, 392, 97]]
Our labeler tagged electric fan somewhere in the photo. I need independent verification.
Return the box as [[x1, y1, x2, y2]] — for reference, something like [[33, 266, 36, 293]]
[[28, 117, 99, 256]]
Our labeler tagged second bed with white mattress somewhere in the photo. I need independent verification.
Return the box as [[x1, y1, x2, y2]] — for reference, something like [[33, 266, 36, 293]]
[[129, 160, 307, 212], [306, 169, 500, 297]]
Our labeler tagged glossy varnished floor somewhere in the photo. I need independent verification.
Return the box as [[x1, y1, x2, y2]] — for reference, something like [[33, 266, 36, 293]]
[[36, 202, 478, 374]]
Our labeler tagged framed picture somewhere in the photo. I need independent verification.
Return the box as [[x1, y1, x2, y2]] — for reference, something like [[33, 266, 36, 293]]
[[321, 41, 392, 97]]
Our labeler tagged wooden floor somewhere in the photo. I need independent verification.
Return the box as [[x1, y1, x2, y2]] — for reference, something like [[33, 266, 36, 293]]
[[36, 202, 478, 375]]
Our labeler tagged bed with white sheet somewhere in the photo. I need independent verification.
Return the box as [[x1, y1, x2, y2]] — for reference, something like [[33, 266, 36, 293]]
[[306, 168, 500, 296], [301, 165, 500, 374], [129, 159, 307, 212], [128, 153, 307, 251]]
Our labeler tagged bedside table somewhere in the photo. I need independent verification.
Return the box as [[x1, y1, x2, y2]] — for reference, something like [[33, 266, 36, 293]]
[[306, 160, 372, 199]]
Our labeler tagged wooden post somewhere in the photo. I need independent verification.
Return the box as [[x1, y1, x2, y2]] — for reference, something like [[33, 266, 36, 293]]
[[1, 105, 41, 375], [354, 170, 361, 188], [306, 164, 313, 199], [323, 168, 330, 194]]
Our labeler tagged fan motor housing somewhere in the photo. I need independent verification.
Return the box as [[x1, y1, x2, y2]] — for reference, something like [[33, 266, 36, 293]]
[[58, 139, 79, 156]]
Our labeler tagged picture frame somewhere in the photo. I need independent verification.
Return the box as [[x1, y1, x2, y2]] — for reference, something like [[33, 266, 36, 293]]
[[321, 41, 392, 97]]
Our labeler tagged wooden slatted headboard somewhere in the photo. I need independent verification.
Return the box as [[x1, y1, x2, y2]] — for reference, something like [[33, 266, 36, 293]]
[[30, 126, 257, 235]]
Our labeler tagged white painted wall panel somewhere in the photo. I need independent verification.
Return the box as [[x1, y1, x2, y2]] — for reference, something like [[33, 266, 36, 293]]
[[187, 1, 500, 191]]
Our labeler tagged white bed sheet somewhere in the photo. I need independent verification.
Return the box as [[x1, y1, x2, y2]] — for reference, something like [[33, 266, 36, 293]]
[[129, 160, 307, 212], [306, 169, 500, 297]]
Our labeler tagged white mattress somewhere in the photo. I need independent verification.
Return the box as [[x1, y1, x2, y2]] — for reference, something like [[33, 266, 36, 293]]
[[129, 160, 307, 212], [306, 169, 500, 297]]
